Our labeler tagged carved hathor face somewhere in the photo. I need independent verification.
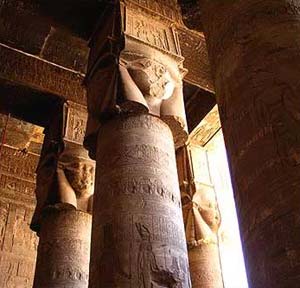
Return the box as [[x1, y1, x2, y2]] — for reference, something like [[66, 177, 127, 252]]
[[127, 58, 175, 100], [63, 158, 95, 198]]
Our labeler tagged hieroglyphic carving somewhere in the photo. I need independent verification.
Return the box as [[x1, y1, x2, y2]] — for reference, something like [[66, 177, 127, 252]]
[[89, 114, 191, 287], [0, 142, 39, 288], [0, 44, 87, 105], [126, 14, 170, 52], [64, 102, 88, 145], [177, 27, 214, 92], [85, 0, 188, 156], [0, 145, 38, 182], [33, 206, 91, 288], [0, 201, 38, 288]]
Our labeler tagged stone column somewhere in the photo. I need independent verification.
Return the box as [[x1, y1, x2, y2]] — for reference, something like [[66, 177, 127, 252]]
[[198, 1, 300, 287], [89, 114, 190, 287], [33, 205, 91, 288], [31, 102, 95, 288], [85, 1, 191, 287], [177, 145, 223, 288]]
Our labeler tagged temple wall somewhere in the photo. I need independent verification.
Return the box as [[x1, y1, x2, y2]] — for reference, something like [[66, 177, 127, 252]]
[[0, 144, 39, 288]]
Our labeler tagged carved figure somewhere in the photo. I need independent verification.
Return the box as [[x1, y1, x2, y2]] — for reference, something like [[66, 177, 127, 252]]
[[119, 58, 175, 116], [136, 223, 183, 288], [57, 149, 94, 212], [31, 144, 94, 232], [182, 182, 221, 247], [178, 146, 221, 247]]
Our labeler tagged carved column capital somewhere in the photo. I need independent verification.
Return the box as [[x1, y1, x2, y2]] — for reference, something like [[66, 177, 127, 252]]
[[84, 0, 189, 158], [31, 103, 95, 233], [177, 145, 221, 249]]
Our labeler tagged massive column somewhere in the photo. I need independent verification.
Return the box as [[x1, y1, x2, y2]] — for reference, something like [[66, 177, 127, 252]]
[[177, 145, 223, 288], [198, 1, 300, 287], [31, 102, 95, 288], [85, 1, 191, 287]]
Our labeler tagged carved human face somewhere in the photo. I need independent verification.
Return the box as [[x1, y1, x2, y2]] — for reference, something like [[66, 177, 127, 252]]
[[127, 58, 175, 100], [64, 160, 95, 198]]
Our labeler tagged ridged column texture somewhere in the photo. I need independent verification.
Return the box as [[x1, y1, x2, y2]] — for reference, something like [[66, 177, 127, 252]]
[[200, 1, 300, 287]]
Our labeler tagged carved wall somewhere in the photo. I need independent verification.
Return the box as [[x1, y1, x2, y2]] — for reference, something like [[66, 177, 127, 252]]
[[0, 114, 42, 287]]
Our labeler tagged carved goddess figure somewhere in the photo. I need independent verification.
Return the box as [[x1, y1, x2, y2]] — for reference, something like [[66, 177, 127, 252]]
[[31, 144, 95, 232], [56, 149, 95, 213]]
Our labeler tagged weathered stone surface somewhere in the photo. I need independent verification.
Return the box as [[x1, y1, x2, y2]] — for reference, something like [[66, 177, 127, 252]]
[[90, 114, 191, 287], [199, 1, 300, 287], [0, 44, 87, 105], [0, 145, 38, 183], [41, 28, 89, 74], [33, 205, 91, 288], [188, 245, 223, 288], [0, 200, 38, 288], [0, 142, 39, 288], [178, 28, 214, 92]]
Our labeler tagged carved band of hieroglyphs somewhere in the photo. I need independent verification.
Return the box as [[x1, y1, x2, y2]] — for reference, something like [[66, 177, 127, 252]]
[[50, 267, 89, 282], [0, 45, 86, 105], [97, 176, 181, 208], [112, 112, 174, 136], [125, 11, 181, 55], [99, 214, 187, 248], [0, 174, 36, 198], [0, 146, 38, 182], [97, 144, 174, 171]]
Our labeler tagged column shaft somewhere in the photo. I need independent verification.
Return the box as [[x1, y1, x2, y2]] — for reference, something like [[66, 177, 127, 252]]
[[189, 245, 222, 288], [89, 114, 190, 288], [33, 205, 92, 288], [200, 1, 300, 287]]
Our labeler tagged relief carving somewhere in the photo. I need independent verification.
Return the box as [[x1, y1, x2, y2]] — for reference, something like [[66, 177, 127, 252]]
[[64, 102, 88, 145], [182, 183, 221, 247], [136, 223, 184, 288], [31, 141, 95, 232], [85, 1, 188, 156], [120, 58, 175, 116], [126, 15, 170, 51], [177, 146, 221, 248], [119, 57, 188, 147]]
